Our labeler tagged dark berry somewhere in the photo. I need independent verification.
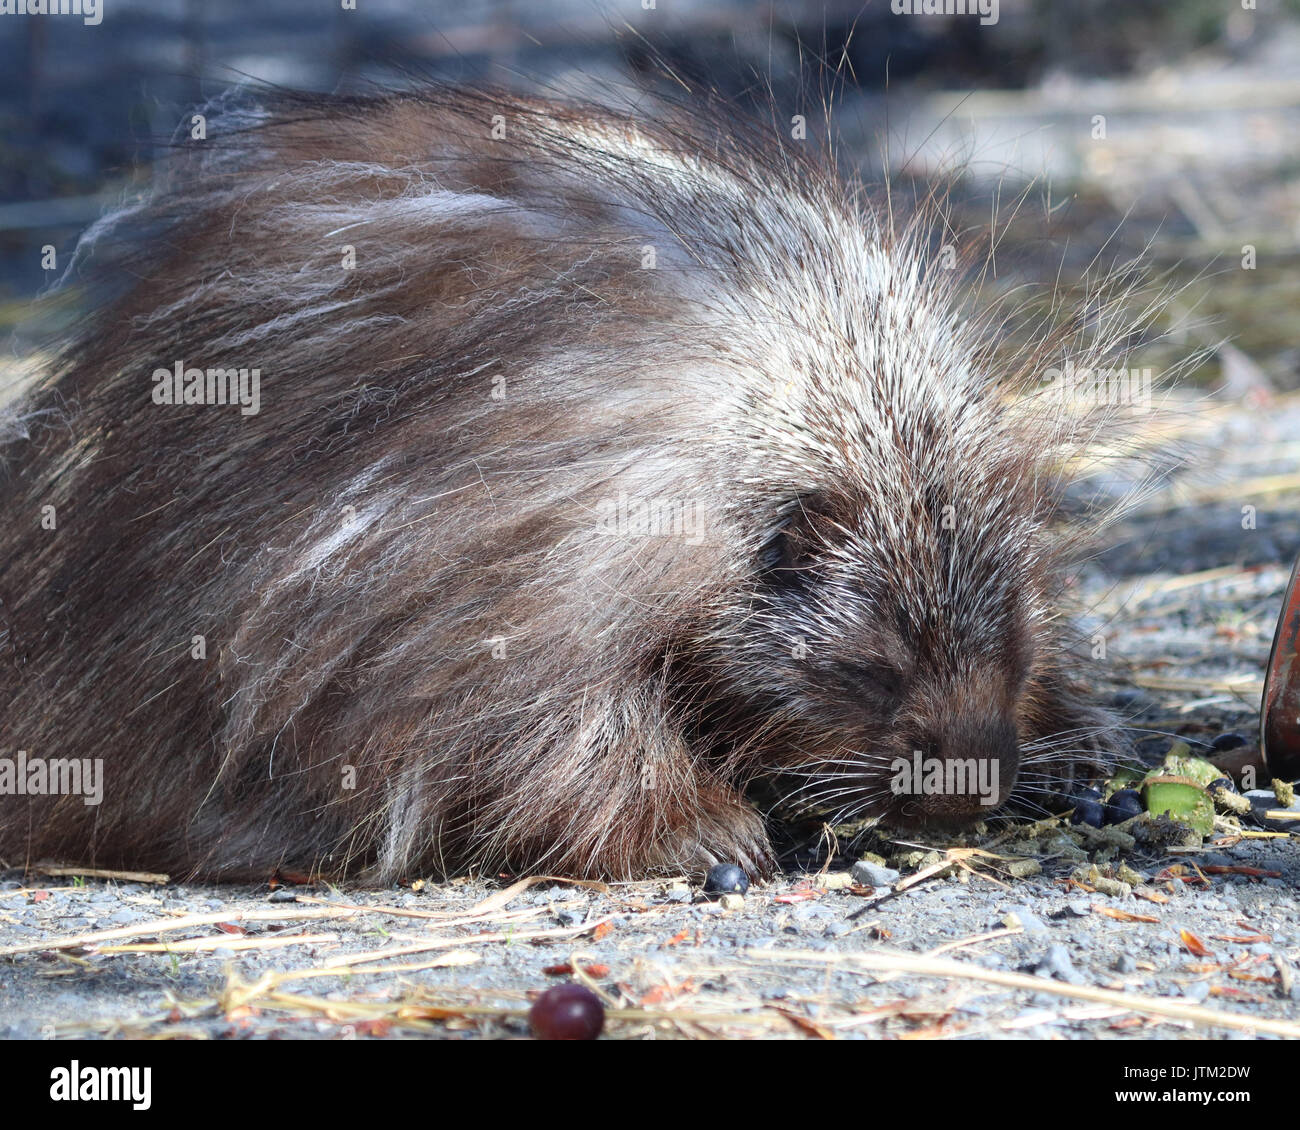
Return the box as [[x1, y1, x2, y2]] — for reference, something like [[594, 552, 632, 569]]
[[1070, 798, 1105, 828], [703, 862, 749, 896], [1211, 732, 1250, 752], [1104, 788, 1143, 824], [529, 984, 605, 1040], [1134, 736, 1174, 760]]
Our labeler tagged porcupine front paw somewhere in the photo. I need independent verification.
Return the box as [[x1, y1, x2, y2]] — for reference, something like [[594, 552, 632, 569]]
[[671, 792, 776, 882]]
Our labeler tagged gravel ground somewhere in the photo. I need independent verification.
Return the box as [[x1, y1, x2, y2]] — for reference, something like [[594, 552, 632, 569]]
[[2, 393, 1300, 1041]]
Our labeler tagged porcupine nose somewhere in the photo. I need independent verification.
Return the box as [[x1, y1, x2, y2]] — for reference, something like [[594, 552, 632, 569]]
[[890, 715, 1019, 828]]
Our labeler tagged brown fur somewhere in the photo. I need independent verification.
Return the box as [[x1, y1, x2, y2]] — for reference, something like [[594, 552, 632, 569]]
[[0, 86, 1124, 882]]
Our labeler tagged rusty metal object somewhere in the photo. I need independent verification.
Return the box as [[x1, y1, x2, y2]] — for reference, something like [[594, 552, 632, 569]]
[[1261, 554, 1300, 781]]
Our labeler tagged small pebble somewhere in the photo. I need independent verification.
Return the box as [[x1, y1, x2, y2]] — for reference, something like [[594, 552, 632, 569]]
[[719, 893, 745, 911], [1035, 944, 1084, 985], [1002, 906, 1049, 937], [850, 860, 900, 887]]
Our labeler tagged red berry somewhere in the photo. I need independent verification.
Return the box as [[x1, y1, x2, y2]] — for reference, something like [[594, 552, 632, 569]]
[[529, 983, 605, 1040]]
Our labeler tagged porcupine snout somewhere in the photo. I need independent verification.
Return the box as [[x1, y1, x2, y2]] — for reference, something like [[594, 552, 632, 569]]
[[888, 708, 1020, 828]]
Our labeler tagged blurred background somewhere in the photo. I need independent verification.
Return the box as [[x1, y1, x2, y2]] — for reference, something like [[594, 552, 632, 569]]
[[0, 0, 1297, 386]]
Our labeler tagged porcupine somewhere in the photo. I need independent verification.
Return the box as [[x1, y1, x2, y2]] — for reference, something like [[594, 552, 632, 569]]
[[0, 85, 1133, 882]]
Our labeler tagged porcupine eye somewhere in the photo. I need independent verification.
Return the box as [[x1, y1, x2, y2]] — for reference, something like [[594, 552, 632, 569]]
[[758, 524, 799, 578], [758, 511, 819, 584], [758, 493, 831, 584], [836, 661, 906, 701]]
